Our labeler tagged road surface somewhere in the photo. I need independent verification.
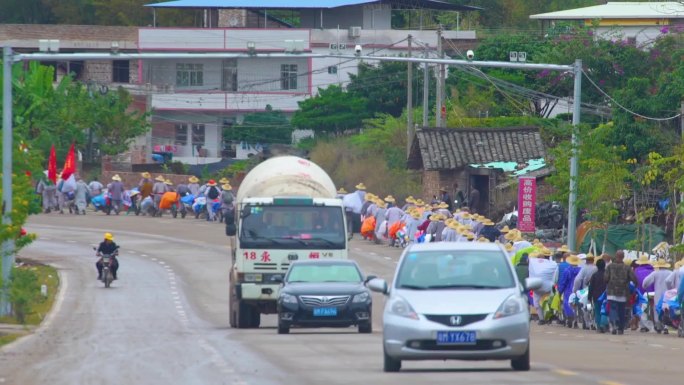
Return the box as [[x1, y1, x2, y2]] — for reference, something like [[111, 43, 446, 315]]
[[0, 213, 681, 385]]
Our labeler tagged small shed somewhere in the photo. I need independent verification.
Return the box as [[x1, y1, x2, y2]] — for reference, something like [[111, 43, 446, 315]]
[[407, 127, 547, 217]]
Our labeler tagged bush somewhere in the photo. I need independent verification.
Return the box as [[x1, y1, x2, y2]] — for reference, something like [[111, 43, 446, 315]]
[[9, 267, 41, 324]]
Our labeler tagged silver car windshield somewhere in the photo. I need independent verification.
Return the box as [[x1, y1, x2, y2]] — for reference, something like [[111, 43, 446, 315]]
[[395, 250, 515, 290]]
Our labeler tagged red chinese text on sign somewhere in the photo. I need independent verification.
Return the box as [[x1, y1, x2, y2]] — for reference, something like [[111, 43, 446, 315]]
[[260, 251, 271, 262]]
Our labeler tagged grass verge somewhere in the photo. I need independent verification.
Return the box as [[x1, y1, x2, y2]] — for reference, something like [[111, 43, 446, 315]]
[[0, 259, 59, 347]]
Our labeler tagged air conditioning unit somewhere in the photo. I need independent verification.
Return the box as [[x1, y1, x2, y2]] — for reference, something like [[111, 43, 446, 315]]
[[348, 26, 362, 38]]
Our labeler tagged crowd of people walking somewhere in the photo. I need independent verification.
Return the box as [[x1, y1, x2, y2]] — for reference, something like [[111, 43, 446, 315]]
[[35, 171, 235, 222], [339, 182, 684, 337]]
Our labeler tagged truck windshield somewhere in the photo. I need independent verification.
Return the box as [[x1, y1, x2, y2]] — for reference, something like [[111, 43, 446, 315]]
[[239, 205, 346, 249]]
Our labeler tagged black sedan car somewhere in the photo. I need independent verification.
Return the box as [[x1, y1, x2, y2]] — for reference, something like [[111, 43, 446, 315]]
[[276, 259, 374, 334]]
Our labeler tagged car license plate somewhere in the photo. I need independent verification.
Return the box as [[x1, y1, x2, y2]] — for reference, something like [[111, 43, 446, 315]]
[[313, 307, 337, 317], [436, 331, 476, 345]]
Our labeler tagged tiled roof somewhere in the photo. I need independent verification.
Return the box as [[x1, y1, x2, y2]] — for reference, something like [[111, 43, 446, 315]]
[[0, 24, 138, 43], [407, 127, 546, 171]]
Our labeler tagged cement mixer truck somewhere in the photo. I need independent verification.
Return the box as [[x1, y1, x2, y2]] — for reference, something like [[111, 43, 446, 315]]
[[228, 156, 348, 328]]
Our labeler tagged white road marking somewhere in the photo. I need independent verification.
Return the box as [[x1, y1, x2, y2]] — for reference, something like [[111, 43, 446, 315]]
[[158, 261, 166, 265], [369, 252, 377, 256], [128, 250, 136, 254], [66, 240, 77, 243], [383, 256, 391, 260], [649, 344, 664, 348]]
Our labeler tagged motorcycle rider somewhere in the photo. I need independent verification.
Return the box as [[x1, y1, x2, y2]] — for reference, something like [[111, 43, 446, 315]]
[[96, 232, 120, 280]]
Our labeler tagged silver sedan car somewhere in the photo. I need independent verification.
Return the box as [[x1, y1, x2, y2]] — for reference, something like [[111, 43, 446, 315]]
[[368, 242, 541, 372]]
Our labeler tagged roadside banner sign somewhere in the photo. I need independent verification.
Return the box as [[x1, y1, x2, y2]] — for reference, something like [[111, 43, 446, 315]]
[[517, 177, 536, 232]]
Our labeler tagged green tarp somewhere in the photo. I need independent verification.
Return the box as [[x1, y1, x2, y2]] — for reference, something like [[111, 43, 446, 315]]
[[579, 224, 666, 255]]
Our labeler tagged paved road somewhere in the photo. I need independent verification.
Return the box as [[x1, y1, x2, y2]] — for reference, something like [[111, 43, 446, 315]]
[[0, 213, 681, 385]]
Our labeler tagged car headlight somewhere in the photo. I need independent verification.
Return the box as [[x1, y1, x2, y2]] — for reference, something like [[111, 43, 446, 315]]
[[352, 292, 370, 303], [389, 296, 419, 320], [494, 294, 526, 319], [280, 293, 298, 304]]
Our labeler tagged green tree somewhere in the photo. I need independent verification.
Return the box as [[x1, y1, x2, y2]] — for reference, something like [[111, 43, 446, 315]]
[[89, 86, 149, 155], [291, 85, 371, 134], [224, 105, 292, 144]]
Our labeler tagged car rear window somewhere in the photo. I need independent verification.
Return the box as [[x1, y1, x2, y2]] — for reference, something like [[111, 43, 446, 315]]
[[287, 264, 362, 283], [395, 250, 514, 289]]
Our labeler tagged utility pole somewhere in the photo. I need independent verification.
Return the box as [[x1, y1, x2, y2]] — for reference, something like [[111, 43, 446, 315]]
[[407, 34, 413, 156], [435, 26, 444, 127], [681, 100, 684, 140], [422, 45, 429, 127], [567, 59, 583, 252], [1, 47, 14, 317]]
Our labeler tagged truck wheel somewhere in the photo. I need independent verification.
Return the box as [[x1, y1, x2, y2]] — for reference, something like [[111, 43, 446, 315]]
[[235, 300, 252, 328], [249, 307, 261, 328], [229, 293, 237, 328]]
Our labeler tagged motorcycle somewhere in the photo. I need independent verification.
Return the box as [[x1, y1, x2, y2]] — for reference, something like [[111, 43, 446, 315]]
[[536, 201, 565, 229], [95, 246, 118, 288]]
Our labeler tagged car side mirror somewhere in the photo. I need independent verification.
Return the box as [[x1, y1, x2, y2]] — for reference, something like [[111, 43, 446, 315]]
[[525, 277, 542, 291], [364, 275, 377, 284], [367, 278, 388, 295], [271, 275, 284, 284]]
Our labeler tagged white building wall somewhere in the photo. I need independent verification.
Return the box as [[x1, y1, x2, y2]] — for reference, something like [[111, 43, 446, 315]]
[[145, 59, 223, 92], [237, 57, 310, 93], [596, 26, 664, 47]]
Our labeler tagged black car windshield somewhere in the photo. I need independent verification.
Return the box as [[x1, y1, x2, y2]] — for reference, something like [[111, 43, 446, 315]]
[[240, 205, 345, 249], [395, 250, 515, 289], [286, 264, 362, 283]]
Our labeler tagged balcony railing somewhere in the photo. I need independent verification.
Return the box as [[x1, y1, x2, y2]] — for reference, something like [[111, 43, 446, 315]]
[[139, 28, 311, 51]]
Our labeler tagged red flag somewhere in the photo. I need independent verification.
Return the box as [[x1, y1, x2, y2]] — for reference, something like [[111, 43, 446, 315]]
[[48, 145, 57, 184], [61, 143, 76, 181]]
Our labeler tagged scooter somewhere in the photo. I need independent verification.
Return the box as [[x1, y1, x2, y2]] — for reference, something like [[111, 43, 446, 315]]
[[95, 246, 118, 288]]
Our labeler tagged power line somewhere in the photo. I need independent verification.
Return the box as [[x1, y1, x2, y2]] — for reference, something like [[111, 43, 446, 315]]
[[581, 69, 682, 121]]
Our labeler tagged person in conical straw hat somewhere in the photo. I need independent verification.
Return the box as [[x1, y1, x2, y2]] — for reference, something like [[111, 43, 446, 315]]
[[219, 177, 229, 184], [355, 182, 367, 191], [643, 258, 672, 333], [665, 260, 684, 294], [528, 243, 559, 325], [219, 183, 235, 224], [634, 254, 655, 297], [187, 175, 200, 197], [138, 172, 152, 196], [425, 213, 445, 242], [336, 187, 347, 199], [572, 253, 599, 329], [558, 254, 582, 328], [384, 195, 396, 207]]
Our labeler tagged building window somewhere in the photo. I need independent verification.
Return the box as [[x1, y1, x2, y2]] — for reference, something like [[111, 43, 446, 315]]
[[112, 60, 130, 83], [280, 64, 298, 90], [175, 124, 188, 145], [192, 124, 205, 145], [176, 63, 204, 87], [222, 59, 238, 91]]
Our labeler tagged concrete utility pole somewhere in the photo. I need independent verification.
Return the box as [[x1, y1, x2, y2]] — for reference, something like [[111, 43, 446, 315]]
[[422, 45, 429, 127], [567, 59, 583, 252], [435, 27, 443, 128], [681, 100, 684, 140], [1, 47, 14, 317], [407, 34, 413, 156]]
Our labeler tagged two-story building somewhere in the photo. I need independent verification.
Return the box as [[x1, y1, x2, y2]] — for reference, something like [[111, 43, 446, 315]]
[[530, 1, 684, 47], [140, 0, 480, 164], [1, 1, 480, 167]]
